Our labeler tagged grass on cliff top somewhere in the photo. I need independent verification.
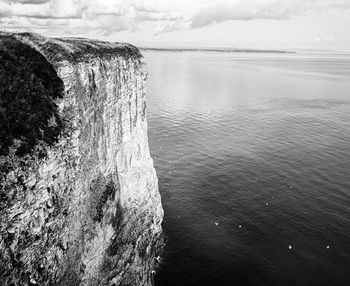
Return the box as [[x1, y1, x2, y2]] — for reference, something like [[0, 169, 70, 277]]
[[10, 32, 143, 63], [0, 34, 64, 158]]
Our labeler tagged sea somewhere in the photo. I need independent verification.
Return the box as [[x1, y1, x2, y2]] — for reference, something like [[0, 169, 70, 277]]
[[143, 50, 350, 286]]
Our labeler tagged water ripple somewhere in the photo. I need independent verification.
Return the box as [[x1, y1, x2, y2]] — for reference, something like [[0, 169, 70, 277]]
[[146, 52, 350, 286]]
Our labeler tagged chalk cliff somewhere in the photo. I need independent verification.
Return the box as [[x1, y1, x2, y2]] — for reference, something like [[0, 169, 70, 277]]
[[0, 32, 163, 285]]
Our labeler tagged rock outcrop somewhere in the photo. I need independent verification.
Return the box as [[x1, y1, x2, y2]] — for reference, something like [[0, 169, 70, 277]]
[[0, 32, 163, 286]]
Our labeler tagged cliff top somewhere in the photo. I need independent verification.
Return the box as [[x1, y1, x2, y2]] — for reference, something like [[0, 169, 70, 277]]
[[0, 31, 142, 64], [0, 32, 143, 158]]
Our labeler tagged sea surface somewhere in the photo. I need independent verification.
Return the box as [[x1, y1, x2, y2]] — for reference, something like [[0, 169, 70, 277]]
[[143, 51, 350, 286]]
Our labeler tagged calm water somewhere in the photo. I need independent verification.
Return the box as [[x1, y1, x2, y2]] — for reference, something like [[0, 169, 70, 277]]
[[144, 51, 350, 286]]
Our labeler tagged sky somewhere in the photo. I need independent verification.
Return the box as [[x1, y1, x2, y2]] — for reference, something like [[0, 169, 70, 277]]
[[0, 0, 350, 51]]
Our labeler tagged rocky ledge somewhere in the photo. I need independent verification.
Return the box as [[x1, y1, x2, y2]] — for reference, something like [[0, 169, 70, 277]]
[[0, 32, 164, 286]]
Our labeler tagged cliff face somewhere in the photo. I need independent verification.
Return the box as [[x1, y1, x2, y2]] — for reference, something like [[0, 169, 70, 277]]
[[0, 33, 163, 286]]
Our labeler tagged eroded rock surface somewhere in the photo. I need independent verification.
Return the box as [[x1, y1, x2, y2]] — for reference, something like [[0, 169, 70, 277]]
[[0, 32, 163, 286]]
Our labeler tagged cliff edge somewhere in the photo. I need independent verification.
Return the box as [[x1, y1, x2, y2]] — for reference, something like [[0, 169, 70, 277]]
[[0, 32, 163, 286]]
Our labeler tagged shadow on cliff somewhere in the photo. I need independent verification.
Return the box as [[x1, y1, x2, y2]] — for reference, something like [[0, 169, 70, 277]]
[[0, 35, 64, 157]]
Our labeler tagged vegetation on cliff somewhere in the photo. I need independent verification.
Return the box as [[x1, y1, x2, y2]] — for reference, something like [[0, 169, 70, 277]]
[[0, 35, 64, 157]]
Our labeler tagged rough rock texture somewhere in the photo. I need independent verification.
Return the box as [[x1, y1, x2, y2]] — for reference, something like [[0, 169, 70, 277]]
[[0, 32, 163, 286]]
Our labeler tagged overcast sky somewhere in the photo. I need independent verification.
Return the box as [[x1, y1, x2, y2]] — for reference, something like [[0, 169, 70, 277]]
[[1, 0, 350, 51]]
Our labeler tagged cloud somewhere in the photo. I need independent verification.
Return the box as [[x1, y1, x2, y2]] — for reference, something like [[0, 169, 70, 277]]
[[6, 0, 49, 4], [0, 0, 84, 18], [0, 0, 349, 35], [155, 0, 350, 32]]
